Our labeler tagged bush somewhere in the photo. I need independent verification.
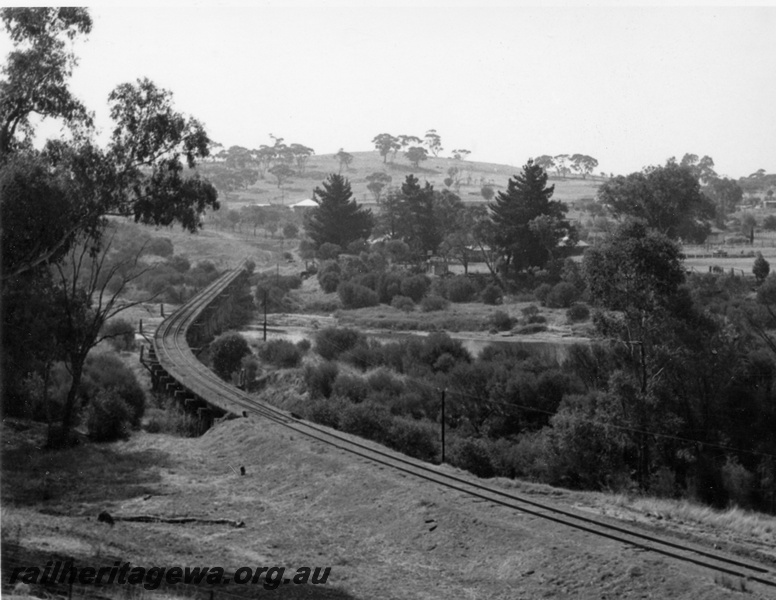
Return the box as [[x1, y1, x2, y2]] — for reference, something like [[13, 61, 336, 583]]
[[488, 310, 514, 332], [400, 274, 429, 302], [319, 272, 340, 294], [447, 438, 495, 478], [315, 327, 366, 361], [146, 237, 174, 258], [81, 352, 145, 426], [764, 215, 776, 231], [367, 368, 405, 397], [210, 332, 251, 380], [566, 302, 591, 322], [316, 243, 342, 260], [85, 389, 132, 442], [480, 284, 503, 305], [332, 373, 370, 403], [533, 283, 552, 305], [101, 318, 136, 352], [386, 417, 439, 461], [545, 282, 579, 308], [420, 294, 449, 312], [144, 400, 199, 437], [446, 276, 478, 303], [258, 339, 302, 368], [296, 338, 312, 353], [340, 402, 392, 443], [305, 396, 345, 429], [377, 271, 404, 304], [337, 281, 379, 309], [304, 361, 339, 398], [168, 254, 191, 273], [391, 295, 415, 312]]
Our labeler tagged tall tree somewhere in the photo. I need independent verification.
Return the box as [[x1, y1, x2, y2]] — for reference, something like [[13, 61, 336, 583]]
[[0, 8, 93, 158], [405, 146, 428, 168], [424, 129, 443, 157], [570, 154, 599, 179], [533, 155, 556, 173], [365, 171, 391, 203], [335, 148, 353, 173], [704, 177, 743, 226], [289, 143, 314, 175], [372, 133, 399, 163], [598, 163, 715, 242], [489, 160, 572, 276], [305, 173, 373, 249], [399, 175, 442, 259]]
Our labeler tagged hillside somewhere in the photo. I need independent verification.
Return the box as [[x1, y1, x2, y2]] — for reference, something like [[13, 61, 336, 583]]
[[220, 151, 603, 209]]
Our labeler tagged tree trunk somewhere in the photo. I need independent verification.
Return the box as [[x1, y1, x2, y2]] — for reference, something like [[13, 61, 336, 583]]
[[50, 359, 84, 448]]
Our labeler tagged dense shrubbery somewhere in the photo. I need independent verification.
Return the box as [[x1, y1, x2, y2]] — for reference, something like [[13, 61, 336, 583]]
[[337, 281, 379, 308], [444, 276, 478, 303], [304, 361, 339, 398], [481, 284, 503, 305], [545, 282, 579, 308], [391, 295, 415, 312], [420, 294, 449, 312], [315, 327, 366, 361], [101, 318, 136, 352], [258, 339, 302, 368], [81, 352, 145, 426], [85, 390, 132, 442], [210, 332, 251, 380], [146, 237, 174, 258], [566, 302, 590, 322], [488, 310, 514, 332]]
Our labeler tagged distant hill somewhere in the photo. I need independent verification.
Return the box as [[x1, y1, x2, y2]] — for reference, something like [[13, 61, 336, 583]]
[[225, 151, 604, 208]]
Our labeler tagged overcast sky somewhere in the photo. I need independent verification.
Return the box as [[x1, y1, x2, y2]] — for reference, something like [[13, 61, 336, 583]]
[[3, 2, 775, 178]]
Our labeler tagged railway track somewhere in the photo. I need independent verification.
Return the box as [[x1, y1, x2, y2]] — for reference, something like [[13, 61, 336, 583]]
[[151, 262, 776, 591]]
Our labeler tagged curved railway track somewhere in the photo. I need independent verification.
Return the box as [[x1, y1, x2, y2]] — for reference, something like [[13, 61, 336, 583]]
[[152, 262, 776, 591]]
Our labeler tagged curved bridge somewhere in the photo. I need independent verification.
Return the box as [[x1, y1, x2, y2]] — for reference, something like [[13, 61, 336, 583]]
[[145, 262, 776, 590]]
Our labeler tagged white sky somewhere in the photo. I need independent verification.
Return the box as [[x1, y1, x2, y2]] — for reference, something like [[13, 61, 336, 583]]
[[3, 2, 776, 178]]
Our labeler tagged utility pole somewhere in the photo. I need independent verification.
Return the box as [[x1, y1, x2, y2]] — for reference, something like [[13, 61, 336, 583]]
[[440, 388, 446, 464], [263, 289, 268, 342]]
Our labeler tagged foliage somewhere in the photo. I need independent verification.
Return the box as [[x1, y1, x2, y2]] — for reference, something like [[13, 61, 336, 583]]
[[598, 163, 714, 243], [480, 284, 503, 305], [80, 351, 145, 426], [400, 274, 429, 302], [387, 418, 439, 461], [85, 389, 132, 442], [340, 402, 392, 443], [101, 318, 136, 352], [337, 280, 379, 309], [210, 332, 251, 381], [420, 294, 449, 312], [545, 281, 579, 308], [405, 146, 428, 168], [332, 373, 369, 404], [146, 237, 174, 258], [753, 253, 770, 284], [372, 133, 400, 163], [489, 159, 573, 277], [391, 295, 415, 312], [447, 438, 495, 478], [314, 327, 366, 361], [258, 339, 302, 368], [305, 174, 373, 250], [566, 302, 591, 322], [488, 310, 514, 332], [445, 276, 478, 303], [304, 361, 339, 399], [763, 215, 776, 231]]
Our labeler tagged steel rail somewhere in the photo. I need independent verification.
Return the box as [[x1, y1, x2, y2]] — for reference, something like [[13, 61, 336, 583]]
[[152, 263, 776, 590]]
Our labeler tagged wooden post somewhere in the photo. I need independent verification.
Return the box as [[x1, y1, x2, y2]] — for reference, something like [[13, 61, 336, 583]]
[[441, 389, 446, 464]]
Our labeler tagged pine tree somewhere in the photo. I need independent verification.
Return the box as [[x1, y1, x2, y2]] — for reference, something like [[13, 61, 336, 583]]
[[400, 174, 441, 259], [305, 174, 373, 250], [489, 159, 571, 276]]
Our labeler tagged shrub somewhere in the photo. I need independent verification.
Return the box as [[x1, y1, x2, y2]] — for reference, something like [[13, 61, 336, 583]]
[[533, 283, 552, 305], [316, 243, 342, 260], [446, 277, 478, 303], [420, 294, 449, 312], [337, 281, 379, 309], [85, 390, 132, 442], [319, 272, 340, 294], [764, 215, 776, 231], [377, 271, 404, 304], [146, 237, 174, 258], [386, 418, 439, 461], [168, 254, 191, 273], [447, 438, 495, 478], [545, 282, 579, 308], [488, 310, 514, 332], [340, 402, 392, 443], [367, 368, 405, 397], [753, 252, 770, 284], [566, 302, 591, 322], [391, 295, 415, 312], [305, 396, 346, 429], [332, 373, 369, 404], [342, 339, 383, 371], [144, 400, 199, 437], [304, 361, 339, 398], [400, 274, 429, 302], [480, 284, 503, 305], [210, 332, 251, 380], [315, 327, 366, 361], [296, 338, 312, 353], [258, 339, 302, 368], [81, 352, 145, 426], [101, 318, 136, 352]]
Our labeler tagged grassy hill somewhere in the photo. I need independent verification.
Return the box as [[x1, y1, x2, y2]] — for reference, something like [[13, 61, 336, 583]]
[[224, 151, 603, 209]]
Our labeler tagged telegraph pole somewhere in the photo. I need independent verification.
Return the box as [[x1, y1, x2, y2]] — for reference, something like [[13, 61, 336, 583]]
[[440, 388, 446, 464], [263, 289, 268, 342]]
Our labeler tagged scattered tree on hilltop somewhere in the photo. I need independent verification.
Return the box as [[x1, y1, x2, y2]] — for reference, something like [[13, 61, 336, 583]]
[[335, 148, 353, 173], [305, 173, 373, 250], [533, 155, 555, 173], [452, 148, 471, 161], [372, 133, 400, 163], [570, 154, 599, 179], [405, 146, 428, 168], [424, 129, 443, 157]]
